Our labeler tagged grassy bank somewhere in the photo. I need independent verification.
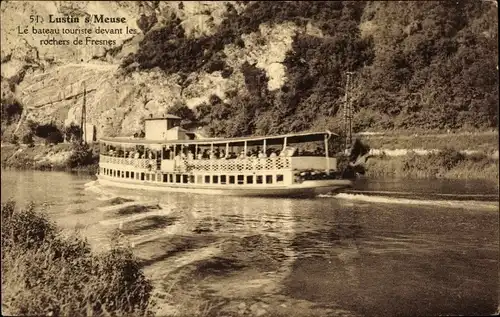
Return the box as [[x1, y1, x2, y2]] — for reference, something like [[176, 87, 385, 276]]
[[366, 149, 499, 181], [1, 201, 155, 316], [359, 131, 498, 153], [1, 143, 99, 174]]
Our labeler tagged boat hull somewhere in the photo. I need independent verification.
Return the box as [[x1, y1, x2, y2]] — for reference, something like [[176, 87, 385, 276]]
[[95, 175, 352, 198]]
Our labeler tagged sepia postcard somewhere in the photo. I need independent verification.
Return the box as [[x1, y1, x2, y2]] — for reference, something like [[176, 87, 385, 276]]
[[1, 1, 498, 316]]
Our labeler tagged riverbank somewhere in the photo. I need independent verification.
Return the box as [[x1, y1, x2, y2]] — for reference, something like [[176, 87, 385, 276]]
[[358, 130, 498, 153], [1, 131, 498, 182], [366, 151, 499, 181], [1, 200, 155, 316], [0, 143, 98, 174], [359, 131, 499, 181]]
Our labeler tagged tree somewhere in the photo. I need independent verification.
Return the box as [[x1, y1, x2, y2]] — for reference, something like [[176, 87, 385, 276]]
[[64, 123, 82, 143], [21, 132, 34, 146], [167, 102, 196, 127], [1, 97, 23, 125]]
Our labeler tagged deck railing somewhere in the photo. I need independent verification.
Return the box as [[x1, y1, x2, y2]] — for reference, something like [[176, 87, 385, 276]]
[[100, 154, 292, 172], [100, 155, 155, 169], [100, 155, 335, 172], [180, 156, 291, 172]]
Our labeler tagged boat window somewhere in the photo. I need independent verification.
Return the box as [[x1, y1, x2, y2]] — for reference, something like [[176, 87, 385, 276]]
[[266, 175, 273, 184], [141, 173, 145, 181], [183, 175, 189, 183], [204, 175, 210, 184], [213, 175, 219, 184], [146, 173, 150, 181], [220, 175, 226, 184], [237, 175, 244, 185], [256, 175, 263, 184], [246, 175, 254, 184], [197, 175, 203, 184], [277, 174, 284, 183], [126, 171, 129, 178], [169, 174, 173, 183], [157, 173, 162, 182], [163, 174, 168, 182], [176, 174, 181, 183], [189, 175, 195, 183], [229, 176, 235, 184], [131, 172, 135, 179]]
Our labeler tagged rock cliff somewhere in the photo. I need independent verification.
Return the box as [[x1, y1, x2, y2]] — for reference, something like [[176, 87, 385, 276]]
[[1, 1, 498, 140]]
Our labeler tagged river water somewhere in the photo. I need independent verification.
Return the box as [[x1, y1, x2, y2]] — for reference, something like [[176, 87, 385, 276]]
[[1, 170, 499, 316]]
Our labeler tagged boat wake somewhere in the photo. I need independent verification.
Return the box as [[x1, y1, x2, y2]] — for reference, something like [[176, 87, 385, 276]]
[[323, 192, 499, 211]]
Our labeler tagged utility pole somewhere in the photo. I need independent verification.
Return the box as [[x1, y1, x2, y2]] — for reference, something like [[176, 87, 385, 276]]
[[343, 72, 354, 152], [80, 82, 87, 144]]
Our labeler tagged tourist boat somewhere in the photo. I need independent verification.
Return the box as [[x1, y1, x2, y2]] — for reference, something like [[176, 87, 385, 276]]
[[96, 115, 357, 197]]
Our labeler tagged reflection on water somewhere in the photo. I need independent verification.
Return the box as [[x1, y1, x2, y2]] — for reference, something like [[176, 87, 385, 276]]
[[1, 170, 499, 316]]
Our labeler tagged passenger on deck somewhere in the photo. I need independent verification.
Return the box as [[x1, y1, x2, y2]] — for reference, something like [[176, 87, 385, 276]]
[[279, 147, 286, 157], [219, 150, 226, 159], [314, 147, 324, 156], [269, 151, 277, 158], [239, 151, 246, 159], [134, 152, 140, 159], [258, 150, 266, 158], [187, 151, 194, 160]]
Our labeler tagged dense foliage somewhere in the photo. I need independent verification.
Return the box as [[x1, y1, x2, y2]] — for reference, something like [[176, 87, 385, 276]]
[[125, 1, 498, 136], [1, 201, 155, 316], [0, 97, 23, 126], [67, 143, 99, 168]]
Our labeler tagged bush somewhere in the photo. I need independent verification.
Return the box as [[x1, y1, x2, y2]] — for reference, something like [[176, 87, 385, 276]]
[[26, 119, 39, 133], [1, 201, 155, 317], [431, 148, 466, 170], [167, 102, 197, 126], [136, 14, 158, 33], [1, 201, 56, 250], [0, 97, 23, 125], [21, 132, 34, 146], [67, 143, 97, 168], [9, 134, 19, 145], [64, 123, 82, 143]]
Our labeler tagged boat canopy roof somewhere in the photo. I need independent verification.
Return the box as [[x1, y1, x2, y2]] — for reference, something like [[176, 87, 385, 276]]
[[100, 131, 338, 147]]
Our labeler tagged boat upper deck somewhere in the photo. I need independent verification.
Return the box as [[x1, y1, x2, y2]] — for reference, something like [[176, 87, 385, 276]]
[[100, 131, 338, 146]]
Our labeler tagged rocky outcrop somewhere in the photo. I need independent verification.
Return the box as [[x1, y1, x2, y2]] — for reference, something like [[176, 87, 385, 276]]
[[2, 1, 324, 139]]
